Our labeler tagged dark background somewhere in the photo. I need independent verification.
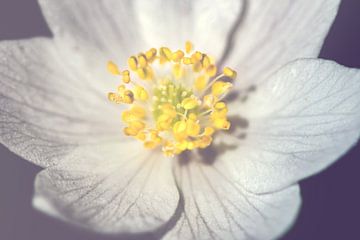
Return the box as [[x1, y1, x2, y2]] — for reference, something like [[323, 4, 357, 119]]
[[0, 0, 359, 239]]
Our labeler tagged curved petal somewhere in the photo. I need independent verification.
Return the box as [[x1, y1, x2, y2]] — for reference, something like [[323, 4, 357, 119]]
[[38, 0, 143, 60], [225, 0, 340, 89], [134, 0, 242, 58], [39, 0, 242, 60], [0, 38, 122, 167], [227, 59, 360, 193], [33, 142, 179, 234], [163, 159, 300, 240]]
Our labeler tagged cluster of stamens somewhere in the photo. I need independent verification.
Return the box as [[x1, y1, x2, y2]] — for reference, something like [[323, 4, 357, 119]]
[[107, 41, 237, 157]]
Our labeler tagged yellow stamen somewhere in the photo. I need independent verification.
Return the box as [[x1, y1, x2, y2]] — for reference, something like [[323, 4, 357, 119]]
[[172, 50, 185, 62], [107, 61, 121, 75], [206, 64, 217, 77], [128, 56, 138, 71], [223, 67, 237, 79], [138, 54, 148, 68], [107, 41, 236, 156], [160, 47, 173, 61], [195, 75, 207, 91], [185, 41, 193, 54], [134, 86, 149, 101], [146, 48, 157, 62], [181, 97, 199, 110], [212, 81, 232, 96], [122, 70, 131, 83]]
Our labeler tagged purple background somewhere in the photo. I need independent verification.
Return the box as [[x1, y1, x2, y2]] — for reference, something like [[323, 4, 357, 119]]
[[0, 0, 359, 239]]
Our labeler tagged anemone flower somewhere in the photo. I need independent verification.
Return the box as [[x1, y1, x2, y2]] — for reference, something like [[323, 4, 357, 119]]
[[1, 0, 359, 239]]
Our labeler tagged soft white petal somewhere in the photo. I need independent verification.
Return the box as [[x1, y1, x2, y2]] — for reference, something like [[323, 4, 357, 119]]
[[39, 0, 242, 60], [38, 0, 143, 60], [0, 38, 121, 167], [226, 59, 360, 193], [225, 0, 340, 89], [163, 159, 301, 240], [33, 142, 179, 234], [134, 0, 242, 59]]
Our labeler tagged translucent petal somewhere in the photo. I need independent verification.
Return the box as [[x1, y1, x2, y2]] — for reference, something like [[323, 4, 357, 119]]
[[163, 159, 300, 240], [0, 38, 121, 167], [33, 142, 179, 234], [226, 59, 360, 193], [225, 0, 341, 90]]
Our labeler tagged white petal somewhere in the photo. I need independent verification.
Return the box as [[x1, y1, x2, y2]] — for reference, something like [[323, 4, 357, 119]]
[[33, 142, 179, 234], [38, 0, 241, 77], [163, 159, 301, 240], [38, 0, 144, 60], [227, 59, 360, 193], [225, 0, 340, 89], [0, 38, 122, 167], [134, 0, 242, 59]]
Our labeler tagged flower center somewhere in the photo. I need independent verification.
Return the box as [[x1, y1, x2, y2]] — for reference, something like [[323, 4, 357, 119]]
[[107, 41, 237, 157]]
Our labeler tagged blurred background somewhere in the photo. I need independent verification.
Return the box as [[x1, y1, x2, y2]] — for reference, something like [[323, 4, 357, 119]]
[[0, 0, 359, 239]]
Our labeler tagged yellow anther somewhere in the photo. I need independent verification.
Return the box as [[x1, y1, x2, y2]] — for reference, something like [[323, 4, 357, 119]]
[[145, 48, 157, 62], [122, 111, 135, 123], [214, 101, 226, 110], [172, 50, 185, 62], [157, 114, 173, 130], [144, 141, 158, 149], [202, 55, 211, 69], [211, 81, 232, 96], [175, 141, 188, 151], [187, 141, 196, 150], [122, 70, 131, 83], [146, 66, 154, 80], [136, 131, 146, 141], [172, 64, 183, 79], [199, 136, 212, 148], [138, 53, 148, 68], [210, 108, 228, 119], [134, 86, 149, 101], [160, 47, 173, 61], [223, 67, 237, 79], [213, 118, 231, 130], [137, 68, 148, 80], [191, 51, 203, 63], [181, 97, 199, 110], [204, 127, 215, 136], [194, 75, 207, 91], [186, 120, 200, 137], [129, 121, 146, 131], [117, 84, 126, 94], [161, 104, 177, 118], [203, 94, 218, 107], [124, 127, 139, 136], [128, 56, 138, 71], [206, 64, 217, 77], [193, 62, 203, 72], [122, 90, 134, 104], [108, 92, 118, 102], [150, 132, 162, 143], [150, 130, 160, 140], [182, 57, 193, 65], [107, 61, 121, 75], [185, 41, 193, 54], [173, 120, 187, 134], [130, 105, 146, 118]]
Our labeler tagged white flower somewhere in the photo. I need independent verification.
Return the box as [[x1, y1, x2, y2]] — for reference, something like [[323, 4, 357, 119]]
[[0, 0, 359, 239]]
